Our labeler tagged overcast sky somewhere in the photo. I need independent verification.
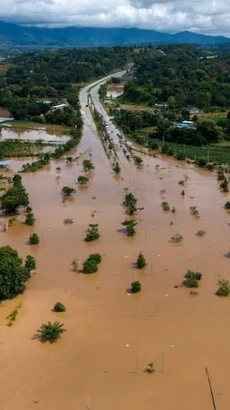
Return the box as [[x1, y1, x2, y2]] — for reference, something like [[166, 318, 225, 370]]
[[0, 0, 230, 37]]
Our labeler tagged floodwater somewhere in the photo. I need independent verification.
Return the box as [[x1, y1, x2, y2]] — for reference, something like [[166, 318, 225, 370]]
[[1, 128, 70, 143], [0, 94, 230, 410]]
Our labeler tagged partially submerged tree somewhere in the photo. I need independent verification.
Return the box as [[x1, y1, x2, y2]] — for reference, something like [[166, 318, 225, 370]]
[[62, 186, 76, 197], [37, 321, 66, 343], [1, 174, 29, 214], [0, 246, 32, 300], [144, 363, 155, 374], [83, 159, 94, 172], [29, 233, 40, 245], [216, 279, 230, 297], [131, 281, 142, 293], [136, 252, 147, 269], [84, 224, 100, 242], [77, 175, 89, 185], [182, 270, 202, 288], [123, 191, 143, 215], [133, 155, 143, 166], [53, 302, 66, 312], [25, 212, 36, 226], [83, 253, 102, 274], [161, 201, 170, 211], [113, 162, 121, 174], [25, 255, 36, 272], [170, 233, 183, 243], [122, 219, 138, 236], [224, 201, 230, 210]]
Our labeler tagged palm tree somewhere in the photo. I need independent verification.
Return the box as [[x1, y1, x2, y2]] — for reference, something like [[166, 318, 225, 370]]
[[37, 321, 66, 343]]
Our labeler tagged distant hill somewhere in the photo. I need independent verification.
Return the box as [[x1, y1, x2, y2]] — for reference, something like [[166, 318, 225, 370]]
[[0, 21, 230, 48]]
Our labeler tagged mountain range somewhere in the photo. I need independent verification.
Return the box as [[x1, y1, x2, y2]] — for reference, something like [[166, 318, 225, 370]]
[[0, 20, 230, 48]]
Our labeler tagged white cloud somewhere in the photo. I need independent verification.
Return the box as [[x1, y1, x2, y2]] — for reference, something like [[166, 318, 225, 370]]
[[0, 0, 230, 37]]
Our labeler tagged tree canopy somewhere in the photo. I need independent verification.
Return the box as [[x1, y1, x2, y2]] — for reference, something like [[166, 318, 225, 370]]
[[0, 246, 33, 300]]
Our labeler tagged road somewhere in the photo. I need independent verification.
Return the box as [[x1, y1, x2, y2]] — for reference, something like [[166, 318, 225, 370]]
[[79, 71, 134, 168]]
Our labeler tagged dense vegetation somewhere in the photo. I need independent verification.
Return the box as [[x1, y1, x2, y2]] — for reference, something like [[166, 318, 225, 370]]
[[0, 246, 35, 300], [1, 173, 29, 214], [0, 47, 132, 121], [123, 45, 230, 109]]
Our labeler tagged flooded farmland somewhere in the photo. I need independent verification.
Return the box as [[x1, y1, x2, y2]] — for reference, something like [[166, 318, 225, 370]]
[[0, 97, 229, 410]]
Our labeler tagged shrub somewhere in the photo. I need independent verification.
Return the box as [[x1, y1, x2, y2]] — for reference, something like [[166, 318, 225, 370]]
[[133, 155, 143, 166], [113, 162, 121, 174], [190, 206, 200, 218], [83, 258, 98, 274], [53, 302, 66, 312], [136, 252, 147, 269], [216, 279, 230, 297], [25, 255, 36, 271], [62, 186, 76, 197], [224, 201, 230, 210], [83, 159, 94, 172], [77, 176, 89, 185], [37, 321, 66, 343], [123, 192, 138, 215], [170, 233, 183, 243], [161, 202, 170, 211], [144, 363, 155, 374], [82, 253, 102, 274], [0, 246, 31, 300], [181, 190, 185, 196], [84, 224, 100, 242], [220, 179, 229, 193], [122, 219, 137, 236], [131, 281, 142, 293], [63, 218, 74, 224], [25, 212, 36, 226], [29, 233, 40, 245], [182, 270, 202, 288], [71, 259, 78, 272], [195, 230, 206, 237]]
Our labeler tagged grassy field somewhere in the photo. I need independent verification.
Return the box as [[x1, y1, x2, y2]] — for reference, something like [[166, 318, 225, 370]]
[[151, 139, 230, 165], [0, 140, 49, 158]]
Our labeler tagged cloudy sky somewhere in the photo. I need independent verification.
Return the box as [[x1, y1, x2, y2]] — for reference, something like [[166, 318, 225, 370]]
[[0, 0, 230, 36]]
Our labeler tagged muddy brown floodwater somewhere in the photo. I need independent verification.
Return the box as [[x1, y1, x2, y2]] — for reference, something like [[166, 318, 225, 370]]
[[0, 98, 230, 410]]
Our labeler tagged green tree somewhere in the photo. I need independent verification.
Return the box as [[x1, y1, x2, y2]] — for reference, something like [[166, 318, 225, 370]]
[[37, 321, 66, 343], [133, 156, 143, 166], [53, 302, 66, 312], [25, 212, 36, 226], [113, 162, 121, 174], [83, 258, 98, 274], [1, 181, 29, 214], [84, 224, 100, 242], [77, 175, 89, 185], [136, 252, 147, 269], [123, 192, 138, 215], [25, 255, 36, 272], [62, 186, 76, 197], [29, 233, 40, 245], [122, 219, 137, 236], [83, 159, 94, 172], [0, 246, 31, 300], [216, 279, 230, 297], [131, 281, 142, 293]]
